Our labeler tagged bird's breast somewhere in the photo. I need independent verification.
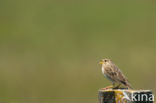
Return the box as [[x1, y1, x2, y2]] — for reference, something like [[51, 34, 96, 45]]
[[102, 66, 105, 74]]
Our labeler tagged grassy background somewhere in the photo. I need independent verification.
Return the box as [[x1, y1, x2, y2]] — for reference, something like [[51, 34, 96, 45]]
[[0, 0, 156, 103]]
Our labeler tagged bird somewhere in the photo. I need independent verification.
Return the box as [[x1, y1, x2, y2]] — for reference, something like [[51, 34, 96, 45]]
[[99, 58, 132, 89]]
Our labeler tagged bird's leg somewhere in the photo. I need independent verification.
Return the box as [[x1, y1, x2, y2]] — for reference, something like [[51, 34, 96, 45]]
[[116, 84, 121, 89], [112, 82, 115, 88], [113, 84, 121, 89]]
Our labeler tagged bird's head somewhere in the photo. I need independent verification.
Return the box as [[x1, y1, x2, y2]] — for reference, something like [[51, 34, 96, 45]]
[[99, 58, 111, 65]]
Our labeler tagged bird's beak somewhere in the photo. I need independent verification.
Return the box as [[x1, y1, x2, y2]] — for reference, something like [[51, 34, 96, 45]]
[[99, 61, 104, 64]]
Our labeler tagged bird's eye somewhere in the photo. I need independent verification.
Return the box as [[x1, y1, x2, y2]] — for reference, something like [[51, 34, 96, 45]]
[[104, 60, 107, 62]]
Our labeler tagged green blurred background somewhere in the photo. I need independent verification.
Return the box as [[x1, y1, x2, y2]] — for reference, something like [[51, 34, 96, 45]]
[[0, 0, 156, 103]]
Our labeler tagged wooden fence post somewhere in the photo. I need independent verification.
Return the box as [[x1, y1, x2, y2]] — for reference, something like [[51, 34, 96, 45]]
[[98, 89, 154, 103]]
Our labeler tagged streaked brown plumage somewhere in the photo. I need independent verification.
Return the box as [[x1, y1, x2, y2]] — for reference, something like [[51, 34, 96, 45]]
[[99, 59, 132, 89]]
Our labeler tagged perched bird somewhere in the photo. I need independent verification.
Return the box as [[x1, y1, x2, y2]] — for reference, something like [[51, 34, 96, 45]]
[[99, 59, 132, 89]]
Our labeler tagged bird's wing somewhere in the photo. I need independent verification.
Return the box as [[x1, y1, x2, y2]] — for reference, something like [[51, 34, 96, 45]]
[[111, 64, 127, 83], [105, 64, 130, 84], [112, 64, 132, 88]]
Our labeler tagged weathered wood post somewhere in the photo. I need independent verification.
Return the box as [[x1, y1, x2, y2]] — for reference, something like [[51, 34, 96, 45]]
[[98, 89, 154, 103]]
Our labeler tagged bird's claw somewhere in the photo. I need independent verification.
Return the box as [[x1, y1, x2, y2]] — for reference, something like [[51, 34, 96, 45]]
[[101, 85, 113, 90]]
